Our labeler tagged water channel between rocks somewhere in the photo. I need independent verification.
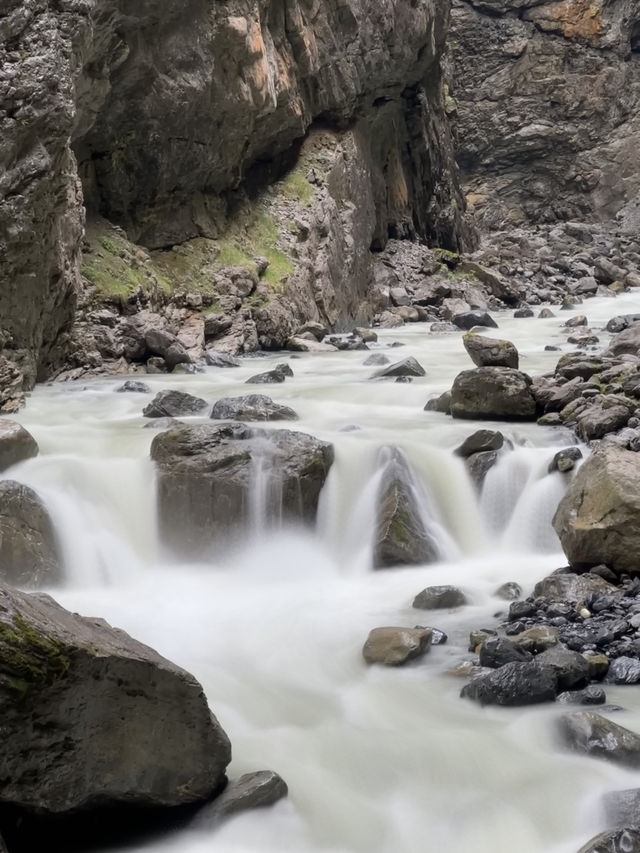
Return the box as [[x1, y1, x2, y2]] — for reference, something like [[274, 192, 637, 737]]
[[8, 292, 640, 853]]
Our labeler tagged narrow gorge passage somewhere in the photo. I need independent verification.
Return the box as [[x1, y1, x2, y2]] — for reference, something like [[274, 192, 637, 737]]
[[7, 293, 640, 853]]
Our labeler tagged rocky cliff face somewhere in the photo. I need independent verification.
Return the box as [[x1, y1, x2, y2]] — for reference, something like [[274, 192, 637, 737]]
[[0, 0, 472, 406], [449, 0, 640, 229]]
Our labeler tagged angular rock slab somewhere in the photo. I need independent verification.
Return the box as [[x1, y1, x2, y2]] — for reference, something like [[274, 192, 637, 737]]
[[143, 390, 208, 418], [151, 423, 334, 556], [210, 395, 298, 422], [558, 712, 640, 769], [460, 661, 557, 706], [196, 771, 288, 825], [553, 447, 640, 574], [450, 367, 537, 420], [0, 583, 230, 813], [373, 448, 439, 569], [0, 420, 38, 472], [362, 627, 432, 666], [0, 481, 62, 587]]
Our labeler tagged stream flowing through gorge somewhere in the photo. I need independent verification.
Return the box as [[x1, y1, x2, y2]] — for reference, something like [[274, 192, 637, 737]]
[[8, 292, 640, 853]]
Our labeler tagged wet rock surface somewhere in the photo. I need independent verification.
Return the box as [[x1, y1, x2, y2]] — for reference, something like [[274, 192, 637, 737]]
[[151, 423, 334, 557], [363, 627, 432, 666], [450, 367, 537, 420], [0, 481, 61, 588], [143, 390, 209, 418], [558, 712, 640, 770], [210, 395, 298, 423], [0, 421, 38, 472], [195, 771, 288, 825], [0, 583, 231, 813]]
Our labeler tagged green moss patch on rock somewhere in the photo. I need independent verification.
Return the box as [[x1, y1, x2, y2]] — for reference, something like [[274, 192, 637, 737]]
[[0, 613, 70, 700]]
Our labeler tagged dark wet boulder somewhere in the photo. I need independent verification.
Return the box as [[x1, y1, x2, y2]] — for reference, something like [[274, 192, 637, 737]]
[[575, 398, 634, 442], [413, 585, 467, 610], [607, 323, 640, 357], [478, 637, 532, 668], [463, 334, 519, 369], [553, 447, 640, 574], [450, 367, 537, 420], [115, 380, 151, 394], [142, 390, 208, 418], [204, 351, 241, 368], [548, 447, 582, 474], [466, 450, 500, 489], [246, 364, 293, 384], [460, 661, 557, 706], [0, 481, 61, 588], [210, 395, 298, 422], [558, 712, 640, 769], [196, 771, 288, 825], [577, 829, 640, 853], [604, 657, 640, 684], [534, 645, 590, 691], [0, 420, 38, 472], [514, 307, 534, 318], [0, 582, 230, 813], [372, 357, 426, 379], [606, 315, 640, 334], [557, 686, 606, 706], [454, 429, 504, 458], [452, 311, 498, 330], [373, 449, 439, 569], [151, 423, 333, 557], [362, 626, 432, 666]]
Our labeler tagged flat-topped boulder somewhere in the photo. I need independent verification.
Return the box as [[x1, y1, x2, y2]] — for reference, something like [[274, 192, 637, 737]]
[[0, 583, 230, 814], [210, 395, 298, 422], [553, 447, 640, 574], [450, 367, 537, 420], [151, 423, 334, 556]]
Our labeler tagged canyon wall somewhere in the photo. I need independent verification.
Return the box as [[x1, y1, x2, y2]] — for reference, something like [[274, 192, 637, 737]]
[[0, 0, 471, 407], [449, 0, 640, 229]]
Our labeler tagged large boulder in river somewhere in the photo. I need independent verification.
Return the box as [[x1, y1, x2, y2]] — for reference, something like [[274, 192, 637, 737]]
[[373, 449, 440, 569], [0, 481, 61, 587], [553, 447, 640, 574], [210, 395, 298, 422], [462, 334, 519, 369], [143, 390, 208, 418], [557, 712, 640, 769], [0, 420, 38, 472], [450, 367, 537, 420], [0, 582, 230, 813], [151, 423, 333, 556], [372, 357, 426, 379]]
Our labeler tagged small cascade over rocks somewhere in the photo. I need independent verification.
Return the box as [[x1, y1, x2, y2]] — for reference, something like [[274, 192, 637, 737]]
[[372, 447, 456, 569], [151, 423, 334, 558]]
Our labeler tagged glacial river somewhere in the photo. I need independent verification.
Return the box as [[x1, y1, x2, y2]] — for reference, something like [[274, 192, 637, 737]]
[[8, 290, 640, 853]]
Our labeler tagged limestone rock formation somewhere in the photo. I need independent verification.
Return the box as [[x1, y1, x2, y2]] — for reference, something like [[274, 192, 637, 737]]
[[151, 423, 334, 556], [553, 447, 640, 574], [0, 582, 231, 813]]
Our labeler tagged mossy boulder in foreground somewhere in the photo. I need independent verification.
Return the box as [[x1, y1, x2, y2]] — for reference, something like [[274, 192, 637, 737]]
[[0, 583, 231, 815]]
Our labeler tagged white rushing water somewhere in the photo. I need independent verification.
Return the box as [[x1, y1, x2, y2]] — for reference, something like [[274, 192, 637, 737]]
[[7, 291, 640, 853]]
